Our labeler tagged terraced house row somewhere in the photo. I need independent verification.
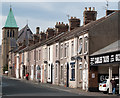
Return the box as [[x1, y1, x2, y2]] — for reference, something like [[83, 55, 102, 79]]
[[2, 6, 120, 93]]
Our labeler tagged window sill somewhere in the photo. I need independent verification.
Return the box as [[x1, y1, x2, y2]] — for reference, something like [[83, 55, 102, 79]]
[[84, 52, 88, 55], [64, 57, 67, 59], [70, 79, 75, 81], [60, 57, 63, 60]]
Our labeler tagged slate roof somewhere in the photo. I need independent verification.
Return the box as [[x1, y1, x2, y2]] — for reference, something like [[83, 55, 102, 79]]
[[4, 8, 18, 28], [90, 40, 120, 56], [17, 24, 33, 46]]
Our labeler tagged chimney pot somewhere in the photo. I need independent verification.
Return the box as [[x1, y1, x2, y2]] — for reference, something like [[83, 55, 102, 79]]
[[89, 7, 91, 11], [36, 27, 40, 34], [71, 16, 73, 19], [92, 7, 95, 11], [85, 7, 87, 11]]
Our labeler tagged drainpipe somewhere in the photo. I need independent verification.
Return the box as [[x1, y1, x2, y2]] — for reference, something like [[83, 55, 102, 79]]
[[119, 65, 120, 95], [76, 37, 79, 88]]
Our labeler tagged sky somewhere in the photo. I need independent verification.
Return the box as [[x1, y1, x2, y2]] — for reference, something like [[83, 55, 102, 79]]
[[0, 0, 119, 45]]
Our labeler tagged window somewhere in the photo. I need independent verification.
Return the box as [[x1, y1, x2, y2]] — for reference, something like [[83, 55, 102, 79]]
[[56, 45, 58, 58], [61, 66, 63, 79], [48, 64, 50, 79], [55, 64, 57, 79], [13, 31, 14, 37], [45, 48, 47, 60], [78, 38, 82, 54], [49, 47, 50, 61], [10, 30, 12, 37], [7, 30, 9, 37], [67, 42, 69, 57], [60, 44, 63, 59], [36, 51, 38, 61], [27, 52, 29, 62], [64, 43, 67, 57], [34, 50, 36, 61], [29, 52, 31, 61], [71, 41, 74, 56], [84, 36, 88, 53], [71, 64, 75, 81], [79, 64, 82, 82], [39, 50, 41, 60]]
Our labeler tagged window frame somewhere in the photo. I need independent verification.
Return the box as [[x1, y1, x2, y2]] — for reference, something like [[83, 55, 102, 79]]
[[70, 64, 75, 81], [71, 41, 74, 57]]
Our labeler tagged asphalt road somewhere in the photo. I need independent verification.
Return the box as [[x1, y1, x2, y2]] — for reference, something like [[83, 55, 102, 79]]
[[2, 77, 80, 97]]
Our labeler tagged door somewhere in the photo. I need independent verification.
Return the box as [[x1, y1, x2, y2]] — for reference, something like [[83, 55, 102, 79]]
[[67, 63, 69, 87], [51, 64, 53, 84]]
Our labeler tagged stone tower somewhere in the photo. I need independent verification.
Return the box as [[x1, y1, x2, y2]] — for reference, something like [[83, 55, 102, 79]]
[[2, 7, 18, 74]]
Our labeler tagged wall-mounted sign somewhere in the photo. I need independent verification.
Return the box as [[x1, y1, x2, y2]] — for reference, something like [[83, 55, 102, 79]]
[[90, 51, 120, 66]]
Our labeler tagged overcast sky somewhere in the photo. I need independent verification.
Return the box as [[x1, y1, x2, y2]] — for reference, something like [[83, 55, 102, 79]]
[[0, 0, 119, 45]]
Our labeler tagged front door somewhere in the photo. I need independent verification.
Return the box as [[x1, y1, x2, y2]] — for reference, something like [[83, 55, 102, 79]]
[[67, 63, 69, 87]]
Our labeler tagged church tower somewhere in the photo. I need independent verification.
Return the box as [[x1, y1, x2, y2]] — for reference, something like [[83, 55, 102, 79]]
[[2, 7, 18, 74]]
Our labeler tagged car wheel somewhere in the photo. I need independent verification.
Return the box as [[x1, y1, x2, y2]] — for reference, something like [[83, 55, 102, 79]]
[[103, 91, 107, 94], [107, 89, 109, 94]]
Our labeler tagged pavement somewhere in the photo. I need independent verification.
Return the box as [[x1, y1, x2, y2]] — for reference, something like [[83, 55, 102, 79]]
[[3, 76, 118, 97]]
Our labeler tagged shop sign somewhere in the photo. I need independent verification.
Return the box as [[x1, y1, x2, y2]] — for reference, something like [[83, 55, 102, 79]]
[[90, 52, 120, 66]]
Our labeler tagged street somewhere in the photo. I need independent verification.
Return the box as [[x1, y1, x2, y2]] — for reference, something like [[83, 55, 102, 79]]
[[2, 77, 80, 96]]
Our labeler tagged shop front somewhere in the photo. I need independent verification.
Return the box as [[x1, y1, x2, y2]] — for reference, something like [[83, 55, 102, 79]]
[[89, 50, 120, 94]]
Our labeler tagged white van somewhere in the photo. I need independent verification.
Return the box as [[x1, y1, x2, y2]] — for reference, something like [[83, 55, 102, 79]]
[[99, 79, 119, 94]]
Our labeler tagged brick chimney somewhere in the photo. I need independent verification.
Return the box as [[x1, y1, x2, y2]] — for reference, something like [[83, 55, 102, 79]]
[[46, 28, 55, 38], [28, 39, 34, 46], [69, 16, 80, 31], [33, 34, 40, 44], [36, 27, 40, 34], [55, 22, 69, 35], [83, 7, 97, 25], [40, 31, 46, 41]]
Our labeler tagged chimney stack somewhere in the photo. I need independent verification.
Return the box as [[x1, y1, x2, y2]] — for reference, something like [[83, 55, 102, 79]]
[[55, 22, 69, 35], [40, 31, 46, 41], [83, 7, 97, 25], [69, 17, 80, 31], [36, 27, 40, 34], [46, 28, 55, 38]]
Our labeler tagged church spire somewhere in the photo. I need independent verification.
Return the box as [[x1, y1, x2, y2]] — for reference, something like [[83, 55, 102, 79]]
[[4, 7, 18, 28]]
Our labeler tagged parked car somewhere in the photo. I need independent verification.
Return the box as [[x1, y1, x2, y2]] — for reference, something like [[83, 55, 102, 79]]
[[99, 78, 119, 94]]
